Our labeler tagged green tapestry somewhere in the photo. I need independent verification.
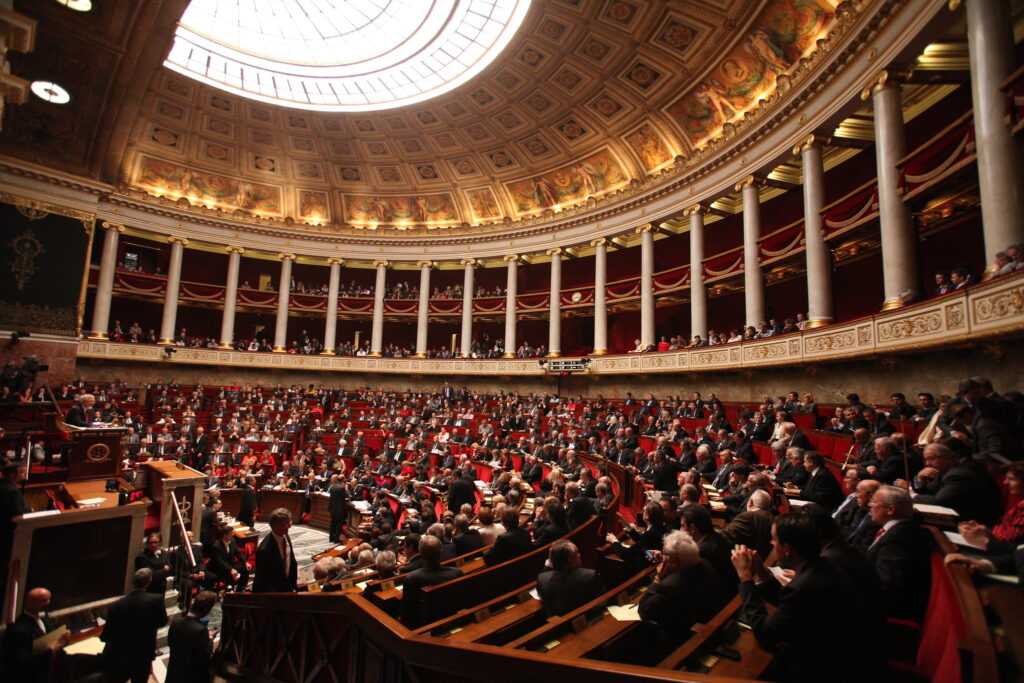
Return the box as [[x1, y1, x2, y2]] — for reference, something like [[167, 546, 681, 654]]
[[0, 200, 92, 336]]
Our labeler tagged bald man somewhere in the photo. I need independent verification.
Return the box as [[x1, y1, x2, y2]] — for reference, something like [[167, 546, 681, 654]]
[[0, 587, 68, 682]]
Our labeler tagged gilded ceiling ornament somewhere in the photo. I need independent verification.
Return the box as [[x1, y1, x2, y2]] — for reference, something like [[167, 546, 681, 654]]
[[10, 228, 44, 290]]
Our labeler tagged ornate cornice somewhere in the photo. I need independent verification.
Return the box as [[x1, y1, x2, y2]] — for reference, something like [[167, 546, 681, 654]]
[[101, 221, 126, 233]]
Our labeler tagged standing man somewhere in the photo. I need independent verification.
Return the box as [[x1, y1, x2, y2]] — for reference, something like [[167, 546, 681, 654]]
[[252, 508, 297, 592], [0, 587, 69, 683], [0, 461, 29, 589], [236, 476, 257, 528], [64, 393, 94, 428], [101, 568, 168, 683], [327, 475, 348, 544], [165, 590, 218, 683]]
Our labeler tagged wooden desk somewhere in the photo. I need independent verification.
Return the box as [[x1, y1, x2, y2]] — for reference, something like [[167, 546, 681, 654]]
[[257, 489, 305, 522], [142, 461, 204, 547], [418, 585, 543, 646], [64, 479, 125, 509], [309, 492, 331, 530]]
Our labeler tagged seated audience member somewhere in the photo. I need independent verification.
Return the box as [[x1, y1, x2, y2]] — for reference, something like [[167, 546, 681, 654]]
[[732, 514, 875, 683], [639, 530, 729, 643], [166, 590, 218, 683], [134, 533, 172, 596], [400, 535, 464, 626], [776, 448, 809, 489], [483, 506, 533, 566], [606, 502, 668, 569], [907, 442, 1002, 525], [957, 462, 1024, 551], [867, 485, 931, 622], [475, 506, 505, 546], [679, 504, 738, 594], [721, 489, 774, 557], [793, 452, 845, 511], [536, 540, 605, 617], [452, 514, 484, 556], [208, 526, 252, 591], [834, 478, 881, 552]]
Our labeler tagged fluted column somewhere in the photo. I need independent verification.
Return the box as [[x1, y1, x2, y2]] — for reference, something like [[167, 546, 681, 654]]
[[370, 260, 388, 356], [737, 176, 766, 327], [503, 255, 518, 358], [863, 71, 918, 308], [88, 221, 124, 339], [322, 257, 343, 355], [965, 0, 1024, 261], [218, 246, 244, 348], [638, 224, 656, 348], [795, 135, 834, 328], [158, 236, 187, 345], [547, 248, 562, 357], [591, 238, 608, 355], [684, 205, 709, 339], [272, 253, 294, 352], [460, 258, 475, 357], [415, 260, 432, 357]]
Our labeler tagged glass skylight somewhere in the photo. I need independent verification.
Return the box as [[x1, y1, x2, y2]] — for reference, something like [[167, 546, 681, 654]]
[[164, 0, 531, 111]]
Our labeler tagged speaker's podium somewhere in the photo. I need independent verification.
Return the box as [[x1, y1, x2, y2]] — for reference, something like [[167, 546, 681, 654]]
[[63, 426, 126, 481]]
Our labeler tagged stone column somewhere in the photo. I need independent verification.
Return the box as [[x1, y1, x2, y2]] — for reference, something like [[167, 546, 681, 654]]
[[88, 221, 124, 339], [547, 248, 562, 357], [862, 71, 918, 308], [638, 224, 656, 348], [460, 258, 475, 357], [218, 245, 244, 348], [370, 260, 388, 356], [272, 253, 294, 352], [684, 205, 709, 340], [503, 255, 518, 358], [158, 236, 187, 345], [965, 0, 1024, 261], [591, 238, 608, 355], [415, 260, 432, 357], [737, 176, 766, 327], [795, 134, 834, 327], [322, 257, 343, 355]]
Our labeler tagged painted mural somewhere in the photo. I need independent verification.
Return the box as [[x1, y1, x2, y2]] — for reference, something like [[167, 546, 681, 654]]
[[298, 190, 330, 222], [135, 157, 282, 214], [465, 187, 503, 222], [505, 148, 627, 215], [343, 193, 459, 225], [626, 123, 674, 173], [666, 0, 835, 147]]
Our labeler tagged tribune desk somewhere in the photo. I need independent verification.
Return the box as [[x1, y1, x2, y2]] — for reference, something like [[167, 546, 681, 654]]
[[141, 461, 204, 547]]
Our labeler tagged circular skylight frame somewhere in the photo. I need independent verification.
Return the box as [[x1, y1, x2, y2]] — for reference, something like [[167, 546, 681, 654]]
[[30, 81, 71, 104], [164, 0, 532, 112]]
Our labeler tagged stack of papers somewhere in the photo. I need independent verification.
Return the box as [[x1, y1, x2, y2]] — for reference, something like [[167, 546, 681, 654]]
[[607, 604, 642, 622], [943, 531, 987, 551], [914, 503, 958, 517]]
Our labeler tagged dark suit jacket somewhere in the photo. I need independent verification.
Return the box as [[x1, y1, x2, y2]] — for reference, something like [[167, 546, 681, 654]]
[[652, 460, 682, 492], [208, 539, 247, 583], [101, 589, 168, 666], [64, 404, 89, 427], [722, 509, 773, 557], [867, 521, 931, 622], [638, 559, 728, 635], [483, 526, 533, 566], [165, 614, 212, 683], [876, 452, 923, 484], [400, 565, 464, 625], [453, 529, 484, 556], [698, 531, 739, 595], [533, 520, 569, 547], [447, 476, 476, 513], [567, 495, 596, 528], [787, 431, 813, 451], [328, 483, 348, 514], [739, 556, 874, 683], [914, 461, 1002, 524], [0, 613, 52, 683], [800, 469, 845, 511], [252, 532, 298, 592], [537, 566, 604, 617]]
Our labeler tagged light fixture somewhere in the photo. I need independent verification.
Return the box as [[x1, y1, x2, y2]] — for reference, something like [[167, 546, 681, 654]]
[[30, 81, 71, 104], [55, 0, 93, 11]]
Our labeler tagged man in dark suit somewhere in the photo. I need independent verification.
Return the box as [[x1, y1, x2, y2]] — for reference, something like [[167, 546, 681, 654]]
[[483, 506, 533, 566], [171, 531, 208, 611], [565, 482, 596, 528], [208, 527, 251, 591], [252, 508, 298, 592], [651, 451, 682, 493], [237, 476, 257, 528], [134, 533, 171, 596], [199, 497, 223, 556], [911, 442, 1002, 525], [191, 426, 210, 469], [537, 540, 604, 617], [0, 461, 29, 589], [327, 474, 348, 543], [867, 485, 931, 622], [732, 514, 875, 683], [638, 530, 729, 641], [165, 590, 217, 683], [680, 504, 738, 594], [0, 587, 69, 683], [452, 514, 484, 556], [779, 422, 813, 451], [400, 535, 464, 626], [101, 568, 169, 683], [64, 393, 94, 428], [795, 452, 845, 511], [835, 479, 881, 552], [446, 467, 476, 513], [721, 489, 774, 557]]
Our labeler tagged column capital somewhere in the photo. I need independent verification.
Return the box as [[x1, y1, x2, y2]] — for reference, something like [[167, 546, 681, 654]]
[[683, 203, 710, 216], [734, 175, 765, 192], [590, 237, 607, 248], [635, 223, 655, 234], [225, 245, 245, 255], [792, 133, 830, 156], [546, 247, 562, 256], [373, 259, 390, 268], [167, 235, 189, 246], [100, 221, 126, 233], [503, 254, 519, 262], [277, 252, 296, 261], [460, 258, 477, 267], [417, 259, 435, 268], [860, 68, 913, 100], [327, 257, 345, 266]]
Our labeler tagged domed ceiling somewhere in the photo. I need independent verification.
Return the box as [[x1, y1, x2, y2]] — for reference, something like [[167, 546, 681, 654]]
[[1, 0, 839, 233]]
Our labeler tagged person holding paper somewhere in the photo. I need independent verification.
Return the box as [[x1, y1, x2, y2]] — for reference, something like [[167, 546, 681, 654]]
[[0, 587, 68, 683]]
